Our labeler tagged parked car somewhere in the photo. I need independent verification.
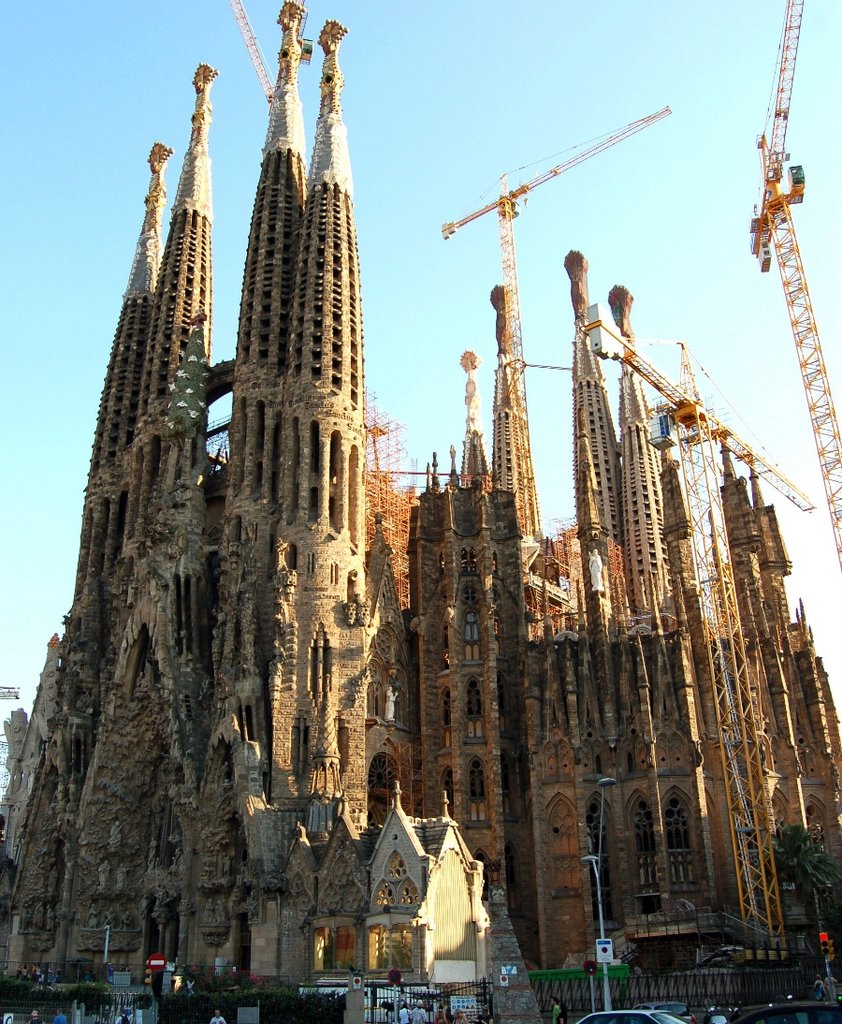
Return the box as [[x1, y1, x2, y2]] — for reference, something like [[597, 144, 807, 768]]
[[731, 1003, 842, 1024], [634, 1002, 697, 1024], [703, 1007, 734, 1024], [578, 1011, 690, 1024]]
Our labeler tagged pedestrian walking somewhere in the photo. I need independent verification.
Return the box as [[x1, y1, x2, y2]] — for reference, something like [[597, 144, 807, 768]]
[[411, 1004, 428, 1024]]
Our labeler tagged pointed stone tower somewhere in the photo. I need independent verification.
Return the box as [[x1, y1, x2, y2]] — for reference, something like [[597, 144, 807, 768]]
[[214, 3, 310, 782], [76, 144, 172, 602], [460, 349, 490, 483], [609, 284, 671, 617], [270, 20, 369, 833], [490, 284, 542, 542], [138, 64, 216, 424], [564, 251, 622, 546], [8, 66, 219, 969]]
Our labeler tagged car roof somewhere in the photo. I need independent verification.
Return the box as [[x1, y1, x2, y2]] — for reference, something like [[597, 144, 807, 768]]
[[578, 1013, 688, 1024], [736, 1005, 842, 1015], [635, 1004, 689, 1010]]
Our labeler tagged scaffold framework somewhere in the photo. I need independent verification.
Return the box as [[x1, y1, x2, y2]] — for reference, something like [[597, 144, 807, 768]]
[[365, 393, 416, 610]]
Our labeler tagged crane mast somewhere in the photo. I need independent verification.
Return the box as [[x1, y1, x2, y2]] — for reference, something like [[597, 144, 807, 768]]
[[586, 306, 796, 941], [750, 0, 842, 572], [228, 0, 274, 103], [442, 106, 670, 539]]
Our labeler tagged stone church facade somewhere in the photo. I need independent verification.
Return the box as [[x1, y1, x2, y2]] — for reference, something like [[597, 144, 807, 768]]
[[5, 2, 841, 984]]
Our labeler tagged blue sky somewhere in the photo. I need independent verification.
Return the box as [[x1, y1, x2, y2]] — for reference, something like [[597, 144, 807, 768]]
[[2, 1, 840, 716]]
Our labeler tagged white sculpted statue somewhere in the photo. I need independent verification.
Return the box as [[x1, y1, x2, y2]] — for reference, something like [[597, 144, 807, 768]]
[[589, 548, 605, 594]]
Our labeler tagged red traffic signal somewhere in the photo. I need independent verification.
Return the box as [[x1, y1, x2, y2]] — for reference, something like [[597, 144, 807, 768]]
[[820, 932, 830, 943]]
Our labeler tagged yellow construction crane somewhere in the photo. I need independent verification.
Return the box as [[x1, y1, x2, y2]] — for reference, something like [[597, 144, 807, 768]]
[[442, 106, 670, 537], [750, 0, 842, 572], [586, 304, 804, 944], [228, 0, 313, 104]]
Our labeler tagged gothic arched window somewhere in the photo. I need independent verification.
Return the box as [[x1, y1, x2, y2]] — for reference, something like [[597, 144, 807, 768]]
[[442, 767, 454, 815], [441, 688, 452, 748], [585, 796, 613, 920], [466, 677, 483, 737], [664, 794, 695, 884], [468, 757, 486, 821], [633, 798, 658, 888]]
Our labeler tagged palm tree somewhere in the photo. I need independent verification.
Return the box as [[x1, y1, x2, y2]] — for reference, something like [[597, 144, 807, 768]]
[[773, 824, 841, 935]]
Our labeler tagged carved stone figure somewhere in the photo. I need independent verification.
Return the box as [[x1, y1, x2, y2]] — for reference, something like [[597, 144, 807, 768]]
[[384, 683, 397, 722], [589, 548, 605, 594]]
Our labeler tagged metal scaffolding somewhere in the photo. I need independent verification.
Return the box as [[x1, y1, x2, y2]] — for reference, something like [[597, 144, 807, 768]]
[[365, 394, 416, 610]]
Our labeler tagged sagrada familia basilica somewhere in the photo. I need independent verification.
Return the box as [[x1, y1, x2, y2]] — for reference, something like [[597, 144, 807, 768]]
[[2, 1, 840, 989]]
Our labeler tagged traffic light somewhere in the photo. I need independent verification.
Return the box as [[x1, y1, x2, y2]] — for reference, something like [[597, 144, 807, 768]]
[[144, 968, 151, 986], [820, 932, 835, 961]]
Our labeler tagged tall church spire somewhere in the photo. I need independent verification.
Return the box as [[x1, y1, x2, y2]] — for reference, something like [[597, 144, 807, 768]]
[[222, 3, 309, 684], [565, 251, 622, 545], [460, 350, 489, 483], [307, 20, 353, 196], [138, 65, 217, 423], [125, 143, 173, 301], [89, 143, 173, 480], [116, 63, 217, 563], [172, 64, 217, 222], [264, 1, 307, 158], [490, 285, 542, 541], [609, 284, 671, 616], [274, 20, 369, 826], [78, 144, 173, 599]]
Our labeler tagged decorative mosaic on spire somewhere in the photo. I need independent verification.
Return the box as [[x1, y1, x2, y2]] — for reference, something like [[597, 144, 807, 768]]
[[166, 315, 209, 438], [173, 63, 218, 221], [307, 20, 353, 195], [124, 142, 173, 299], [263, 1, 307, 157]]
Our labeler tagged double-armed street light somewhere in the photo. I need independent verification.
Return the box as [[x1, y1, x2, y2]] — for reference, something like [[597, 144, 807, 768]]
[[582, 776, 617, 1010]]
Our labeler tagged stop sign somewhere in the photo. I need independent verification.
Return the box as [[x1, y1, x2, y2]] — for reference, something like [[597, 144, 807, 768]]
[[146, 952, 167, 971]]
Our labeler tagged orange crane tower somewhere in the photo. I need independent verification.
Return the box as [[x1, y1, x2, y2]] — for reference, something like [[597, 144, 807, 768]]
[[442, 107, 670, 540], [585, 306, 810, 942], [750, 0, 842, 572]]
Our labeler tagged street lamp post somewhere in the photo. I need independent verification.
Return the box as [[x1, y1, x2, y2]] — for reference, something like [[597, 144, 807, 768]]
[[583, 776, 617, 1011]]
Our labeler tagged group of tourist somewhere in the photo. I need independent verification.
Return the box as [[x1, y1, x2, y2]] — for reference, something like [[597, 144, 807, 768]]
[[15, 965, 42, 984]]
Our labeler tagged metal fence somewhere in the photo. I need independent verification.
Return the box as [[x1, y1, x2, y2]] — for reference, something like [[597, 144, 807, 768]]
[[531, 957, 836, 1017]]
